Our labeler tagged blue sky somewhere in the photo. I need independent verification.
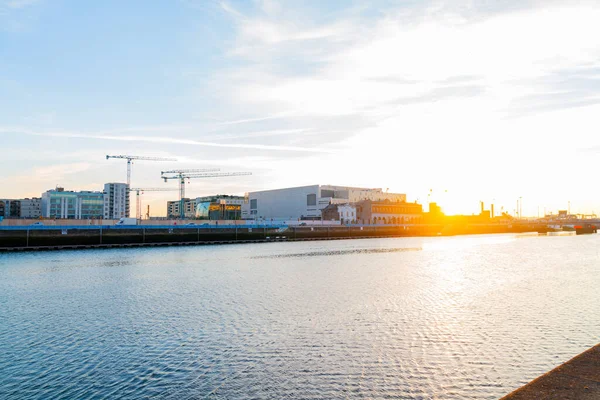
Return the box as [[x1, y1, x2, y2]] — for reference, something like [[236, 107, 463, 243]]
[[2, 0, 600, 216]]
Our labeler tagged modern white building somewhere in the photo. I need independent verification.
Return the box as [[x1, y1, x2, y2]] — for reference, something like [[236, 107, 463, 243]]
[[103, 183, 129, 219], [242, 185, 406, 221]]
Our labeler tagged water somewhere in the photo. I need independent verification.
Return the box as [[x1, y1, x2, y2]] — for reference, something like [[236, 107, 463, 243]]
[[1, 234, 599, 399]]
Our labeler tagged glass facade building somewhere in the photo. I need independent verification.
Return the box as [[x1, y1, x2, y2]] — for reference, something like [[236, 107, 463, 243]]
[[42, 188, 105, 219], [195, 195, 244, 220], [0, 200, 20, 218]]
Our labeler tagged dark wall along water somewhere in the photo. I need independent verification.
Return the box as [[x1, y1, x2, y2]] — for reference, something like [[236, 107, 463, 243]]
[[0, 223, 545, 250]]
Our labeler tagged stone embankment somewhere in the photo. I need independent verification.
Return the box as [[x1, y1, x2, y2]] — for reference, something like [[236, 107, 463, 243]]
[[0, 223, 545, 252], [502, 344, 600, 399]]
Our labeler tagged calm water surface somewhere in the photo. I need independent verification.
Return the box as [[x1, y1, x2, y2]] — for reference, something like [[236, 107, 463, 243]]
[[1, 234, 599, 399]]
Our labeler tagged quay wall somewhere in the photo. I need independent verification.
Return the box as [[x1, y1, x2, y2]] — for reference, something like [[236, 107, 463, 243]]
[[0, 223, 545, 252], [0, 219, 341, 227]]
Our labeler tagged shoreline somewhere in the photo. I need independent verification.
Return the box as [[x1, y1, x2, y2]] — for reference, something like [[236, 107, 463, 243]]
[[0, 223, 565, 252]]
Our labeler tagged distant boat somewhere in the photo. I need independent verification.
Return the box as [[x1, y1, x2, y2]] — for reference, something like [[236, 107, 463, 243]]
[[574, 224, 597, 235], [560, 224, 597, 235]]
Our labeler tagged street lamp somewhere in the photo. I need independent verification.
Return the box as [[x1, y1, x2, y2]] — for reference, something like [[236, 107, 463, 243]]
[[519, 196, 522, 219]]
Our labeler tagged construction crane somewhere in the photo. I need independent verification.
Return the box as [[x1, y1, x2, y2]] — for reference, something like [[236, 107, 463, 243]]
[[161, 170, 252, 219], [106, 155, 178, 187], [130, 188, 178, 220], [106, 154, 177, 217], [161, 168, 221, 175]]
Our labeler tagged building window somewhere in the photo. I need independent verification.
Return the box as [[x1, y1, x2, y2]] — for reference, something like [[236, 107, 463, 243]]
[[250, 199, 257, 210], [307, 194, 317, 206], [321, 189, 334, 198]]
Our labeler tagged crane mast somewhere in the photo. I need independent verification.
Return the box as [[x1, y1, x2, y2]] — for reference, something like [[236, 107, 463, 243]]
[[161, 170, 252, 219], [130, 188, 178, 220]]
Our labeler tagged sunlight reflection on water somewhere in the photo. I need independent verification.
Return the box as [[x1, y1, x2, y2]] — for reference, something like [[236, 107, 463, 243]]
[[1, 234, 599, 399]]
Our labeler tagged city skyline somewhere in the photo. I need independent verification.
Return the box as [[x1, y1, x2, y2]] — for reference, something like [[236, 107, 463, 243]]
[[2, 0, 600, 216]]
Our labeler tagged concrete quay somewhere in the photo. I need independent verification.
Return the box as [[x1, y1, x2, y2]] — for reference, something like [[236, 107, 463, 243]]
[[502, 344, 600, 400], [0, 223, 547, 252]]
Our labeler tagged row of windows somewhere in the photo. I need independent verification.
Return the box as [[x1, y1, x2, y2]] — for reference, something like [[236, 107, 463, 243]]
[[373, 207, 420, 214], [372, 216, 421, 224], [49, 206, 103, 211]]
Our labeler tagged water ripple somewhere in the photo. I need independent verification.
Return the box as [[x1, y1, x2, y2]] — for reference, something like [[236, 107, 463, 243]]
[[1, 235, 599, 399]]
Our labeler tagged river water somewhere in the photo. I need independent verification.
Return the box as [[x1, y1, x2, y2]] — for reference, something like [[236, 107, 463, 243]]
[[1, 234, 599, 399]]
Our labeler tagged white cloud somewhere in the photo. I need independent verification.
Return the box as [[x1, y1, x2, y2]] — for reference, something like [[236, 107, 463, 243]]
[[224, 3, 600, 119], [210, 0, 600, 214], [0, 0, 43, 32], [3, 0, 41, 9], [1, 162, 93, 190]]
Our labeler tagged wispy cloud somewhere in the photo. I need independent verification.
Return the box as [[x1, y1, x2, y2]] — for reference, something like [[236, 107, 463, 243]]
[[2, 0, 41, 9], [3, 0, 600, 214], [32, 162, 92, 180], [0, 0, 43, 31], [2, 128, 335, 153], [218, 0, 244, 19], [217, 113, 291, 125], [216, 1, 600, 122], [199, 0, 600, 213], [2, 162, 93, 187], [203, 128, 308, 140]]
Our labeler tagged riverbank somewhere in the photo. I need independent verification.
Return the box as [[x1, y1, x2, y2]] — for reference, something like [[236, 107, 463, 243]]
[[0, 223, 553, 252]]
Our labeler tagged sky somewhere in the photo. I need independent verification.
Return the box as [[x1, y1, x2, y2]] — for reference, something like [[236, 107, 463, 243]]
[[1, 0, 600, 217]]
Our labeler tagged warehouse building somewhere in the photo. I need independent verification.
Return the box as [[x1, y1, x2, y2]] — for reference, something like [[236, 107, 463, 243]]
[[242, 185, 406, 221], [356, 199, 423, 224]]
